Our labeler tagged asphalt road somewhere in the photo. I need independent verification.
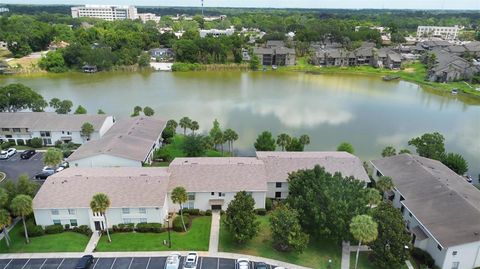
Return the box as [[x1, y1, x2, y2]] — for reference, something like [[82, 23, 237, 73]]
[[0, 152, 44, 182], [0, 257, 276, 269]]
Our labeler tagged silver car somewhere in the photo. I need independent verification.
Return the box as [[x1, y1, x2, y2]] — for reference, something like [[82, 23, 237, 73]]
[[235, 258, 251, 269], [182, 252, 198, 269], [164, 253, 181, 269]]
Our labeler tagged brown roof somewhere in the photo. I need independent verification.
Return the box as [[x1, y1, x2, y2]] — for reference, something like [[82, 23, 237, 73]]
[[371, 154, 480, 247], [33, 167, 170, 209], [256, 151, 370, 183], [168, 157, 268, 192], [0, 112, 110, 132], [67, 116, 166, 162]]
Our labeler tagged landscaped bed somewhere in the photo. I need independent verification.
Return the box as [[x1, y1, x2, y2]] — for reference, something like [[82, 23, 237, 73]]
[[0, 222, 90, 253], [95, 216, 211, 251], [219, 215, 341, 269]]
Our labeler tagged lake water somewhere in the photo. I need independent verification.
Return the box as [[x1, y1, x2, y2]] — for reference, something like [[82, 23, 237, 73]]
[[1, 71, 479, 177]]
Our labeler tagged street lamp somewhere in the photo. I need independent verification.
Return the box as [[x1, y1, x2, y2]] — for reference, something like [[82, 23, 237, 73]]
[[166, 219, 172, 248]]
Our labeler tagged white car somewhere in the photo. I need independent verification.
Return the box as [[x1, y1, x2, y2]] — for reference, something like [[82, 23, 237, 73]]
[[182, 252, 198, 269], [235, 258, 251, 269], [164, 252, 181, 269], [0, 148, 16, 159], [42, 166, 56, 173]]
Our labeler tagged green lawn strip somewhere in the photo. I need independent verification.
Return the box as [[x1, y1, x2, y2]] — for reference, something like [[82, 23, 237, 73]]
[[12, 145, 50, 150], [96, 216, 211, 251], [219, 215, 341, 269], [0, 223, 89, 253], [349, 252, 415, 269]]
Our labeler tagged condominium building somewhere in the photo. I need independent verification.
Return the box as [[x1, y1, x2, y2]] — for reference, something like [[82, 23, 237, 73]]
[[417, 26, 460, 41], [137, 13, 161, 23], [71, 5, 138, 21]]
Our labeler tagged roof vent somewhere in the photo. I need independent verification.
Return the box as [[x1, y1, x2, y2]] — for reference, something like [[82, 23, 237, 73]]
[[475, 232, 479, 236], [140, 174, 148, 176], [75, 174, 82, 177]]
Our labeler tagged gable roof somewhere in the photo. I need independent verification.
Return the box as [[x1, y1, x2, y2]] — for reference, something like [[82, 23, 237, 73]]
[[33, 167, 170, 209], [67, 116, 166, 162], [371, 154, 480, 248], [0, 112, 110, 132], [256, 151, 370, 183], [168, 157, 268, 193]]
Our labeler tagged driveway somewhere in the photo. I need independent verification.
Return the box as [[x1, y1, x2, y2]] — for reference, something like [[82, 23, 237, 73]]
[[0, 152, 44, 182]]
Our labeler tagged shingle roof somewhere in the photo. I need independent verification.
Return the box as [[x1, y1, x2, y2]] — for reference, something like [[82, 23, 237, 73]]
[[371, 154, 480, 247], [67, 116, 166, 162], [266, 40, 285, 48], [33, 167, 170, 209], [0, 112, 110, 132], [256, 151, 370, 183], [168, 157, 268, 192]]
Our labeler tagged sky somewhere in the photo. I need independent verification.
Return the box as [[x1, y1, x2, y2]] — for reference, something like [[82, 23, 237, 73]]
[[1, 0, 480, 10]]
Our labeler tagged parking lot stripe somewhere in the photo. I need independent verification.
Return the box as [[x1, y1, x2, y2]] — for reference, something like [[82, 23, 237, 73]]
[[145, 258, 151, 269], [38, 259, 47, 269], [20, 259, 30, 269], [127, 258, 134, 269], [55, 258, 65, 269], [2, 259, 12, 269], [92, 258, 99, 269], [217, 258, 220, 269], [109, 258, 117, 269], [198, 257, 203, 269]]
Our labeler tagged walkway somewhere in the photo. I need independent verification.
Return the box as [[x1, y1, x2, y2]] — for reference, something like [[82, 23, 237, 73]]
[[84, 231, 101, 253], [341, 241, 350, 269], [208, 210, 221, 253]]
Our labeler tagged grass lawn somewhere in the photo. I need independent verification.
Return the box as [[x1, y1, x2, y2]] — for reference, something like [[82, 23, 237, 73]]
[[96, 216, 211, 251], [0, 222, 89, 253], [13, 145, 50, 150], [350, 252, 414, 269], [219, 215, 341, 269]]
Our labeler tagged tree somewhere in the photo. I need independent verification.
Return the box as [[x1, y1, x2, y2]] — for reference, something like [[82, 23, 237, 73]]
[[269, 204, 309, 252], [0, 209, 12, 247], [299, 134, 310, 147], [286, 165, 369, 242], [370, 202, 411, 269], [90, 193, 112, 242], [49, 98, 73, 114], [276, 133, 291, 151], [223, 128, 239, 155], [16, 174, 38, 198], [97, 109, 106, 114], [209, 119, 223, 151], [143, 106, 154, 116], [74, 105, 87, 114], [131, 106, 142, 117], [0, 188, 8, 208], [162, 127, 175, 143], [167, 119, 178, 130], [399, 149, 411, 154], [0, 84, 47, 112], [138, 52, 151, 67], [337, 142, 355, 154], [350, 215, 378, 269], [11, 195, 33, 244], [375, 176, 394, 195], [381, 146, 396, 157], [38, 51, 67, 73], [285, 137, 305, 152], [441, 153, 469, 175], [43, 148, 63, 167], [171, 187, 188, 232], [250, 54, 260, 70], [408, 132, 445, 160], [254, 131, 276, 151], [224, 191, 259, 244], [190, 121, 199, 134], [179, 117, 192, 135], [183, 134, 206, 157], [80, 122, 94, 141], [365, 188, 382, 208]]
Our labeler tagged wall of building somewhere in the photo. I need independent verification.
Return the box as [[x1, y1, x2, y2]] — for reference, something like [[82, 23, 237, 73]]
[[167, 191, 266, 211], [98, 116, 115, 137], [266, 182, 289, 199], [70, 154, 141, 168]]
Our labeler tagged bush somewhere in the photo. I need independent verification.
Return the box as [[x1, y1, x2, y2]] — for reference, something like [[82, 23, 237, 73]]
[[205, 210, 212, 216], [171, 63, 202, 72], [265, 198, 273, 211], [412, 247, 435, 268], [172, 215, 191, 232], [44, 224, 64, 234], [182, 209, 200, 215], [29, 137, 43, 148], [27, 223, 44, 237], [64, 224, 70, 230], [136, 223, 165, 233], [199, 210, 206, 216], [1, 141, 14, 149], [16, 140, 25, 146], [255, 208, 267, 216], [72, 225, 92, 236], [113, 223, 134, 233]]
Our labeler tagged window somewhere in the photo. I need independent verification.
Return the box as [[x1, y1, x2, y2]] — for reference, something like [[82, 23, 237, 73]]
[[188, 193, 196, 200], [218, 192, 225, 197], [275, 192, 282, 198], [211, 192, 215, 196], [51, 209, 59, 215], [139, 208, 146, 214], [452, 251, 458, 256], [400, 196, 405, 201], [43, 138, 52, 145], [401, 205, 405, 213], [70, 219, 78, 226], [376, 170, 383, 177], [53, 219, 61, 225], [40, 131, 51, 137], [68, 209, 76, 215], [12, 128, 20, 133], [408, 212, 412, 217], [437, 244, 443, 251], [123, 218, 132, 224], [122, 208, 130, 214], [1, 128, 9, 132], [140, 218, 147, 223], [451, 262, 459, 269], [276, 182, 282, 188]]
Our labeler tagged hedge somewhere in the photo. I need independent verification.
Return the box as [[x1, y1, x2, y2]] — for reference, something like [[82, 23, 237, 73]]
[[72, 225, 93, 236], [29, 137, 43, 148], [0, 142, 14, 150], [112, 223, 134, 233], [265, 198, 273, 211], [205, 210, 212, 216], [172, 215, 191, 232], [255, 208, 267, 216], [27, 223, 45, 237], [45, 224, 64, 234], [412, 247, 435, 268], [136, 223, 165, 233]]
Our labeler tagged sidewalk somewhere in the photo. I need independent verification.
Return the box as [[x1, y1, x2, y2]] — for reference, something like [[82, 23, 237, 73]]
[[208, 210, 220, 253], [84, 231, 101, 253], [341, 241, 350, 269]]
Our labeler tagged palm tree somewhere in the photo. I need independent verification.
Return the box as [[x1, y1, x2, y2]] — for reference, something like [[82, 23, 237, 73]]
[[365, 188, 381, 208], [190, 121, 199, 134], [171, 186, 188, 232], [179, 117, 192, 135], [223, 129, 238, 155], [0, 188, 9, 208], [90, 193, 112, 243], [376, 176, 394, 198], [350, 215, 378, 269], [11, 195, 33, 244], [299, 134, 310, 146], [166, 119, 178, 130], [0, 209, 12, 247], [276, 133, 291, 151]]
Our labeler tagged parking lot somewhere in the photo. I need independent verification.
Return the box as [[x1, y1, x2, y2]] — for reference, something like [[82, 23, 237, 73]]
[[0, 151, 44, 182], [0, 257, 276, 269]]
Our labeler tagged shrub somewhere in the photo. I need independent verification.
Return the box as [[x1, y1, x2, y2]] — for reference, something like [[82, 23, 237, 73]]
[[172, 215, 191, 232], [265, 198, 273, 211], [1, 141, 13, 149], [199, 210, 206, 216], [114, 223, 134, 232], [171, 63, 202, 72], [255, 208, 267, 216], [16, 140, 25, 146], [72, 225, 92, 236], [29, 137, 43, 148], [136, 223, 165, 233], [205, 210, 212, 216], [44, 224, 64, 234], [412, 247, 435, 268], [27, 223, 44, 237], [64, 224, 70, 230], [189, 209, 200, 215]]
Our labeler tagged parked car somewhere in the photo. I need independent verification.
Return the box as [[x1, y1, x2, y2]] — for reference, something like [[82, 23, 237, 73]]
[[35, 170, 54, 180], [20, 149, 36, 159], [75, 255, 94, 269], [42, 166, 56, 173], [255, 262, 268, 269], [182, 252, 198, 269], [0, 148, 16, 159], [165, 252, 182, 269], [235, 258, 251, 269], [55, 166, 65, 173]]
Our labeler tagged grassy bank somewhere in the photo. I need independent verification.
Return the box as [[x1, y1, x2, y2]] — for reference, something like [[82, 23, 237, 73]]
[[172, 62, 250, 72]]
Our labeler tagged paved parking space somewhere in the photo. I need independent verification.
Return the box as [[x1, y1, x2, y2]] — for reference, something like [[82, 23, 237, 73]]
[[0, 256, 276, 269], [0, 152, 44, 181]]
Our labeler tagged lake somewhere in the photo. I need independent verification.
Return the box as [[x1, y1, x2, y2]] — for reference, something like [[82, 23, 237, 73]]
[[1, 71, 479, 177]]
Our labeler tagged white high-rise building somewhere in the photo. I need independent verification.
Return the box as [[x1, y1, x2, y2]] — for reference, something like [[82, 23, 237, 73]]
[[71, 5, 138, 21], [417, 25, 460, 41]]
